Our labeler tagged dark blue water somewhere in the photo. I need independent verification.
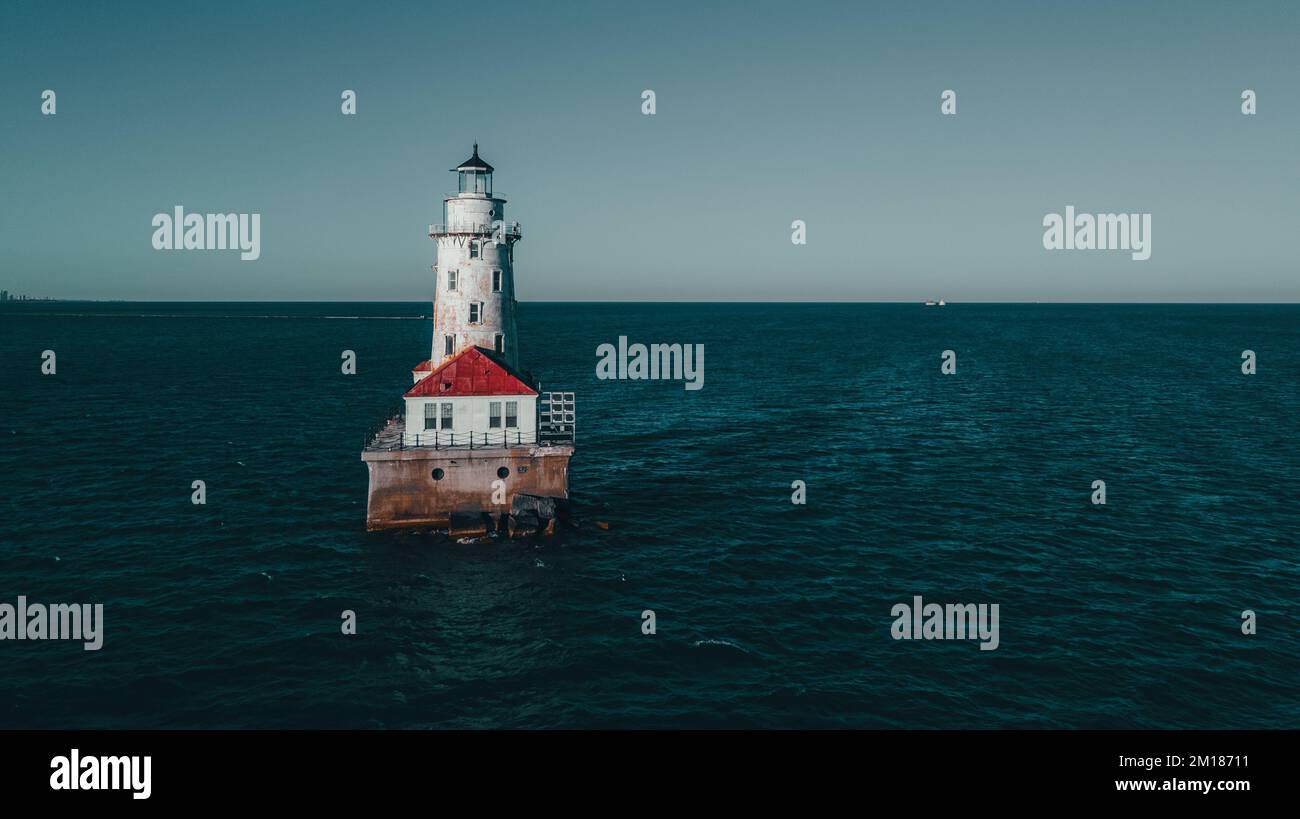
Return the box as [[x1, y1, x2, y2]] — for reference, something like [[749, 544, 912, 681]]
[[1, 302, 1297, 728]]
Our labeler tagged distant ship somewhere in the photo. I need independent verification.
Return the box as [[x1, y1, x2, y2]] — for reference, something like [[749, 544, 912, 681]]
[[924, 299, 946, 306]]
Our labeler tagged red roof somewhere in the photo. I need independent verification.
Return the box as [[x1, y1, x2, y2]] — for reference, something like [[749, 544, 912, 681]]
[[404, 346, 537, 398], [412, 359, 433, 372]]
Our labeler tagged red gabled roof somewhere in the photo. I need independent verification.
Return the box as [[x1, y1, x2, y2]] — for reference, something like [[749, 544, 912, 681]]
[[404, 346, 537, 398], [412, 359, 433, 373]]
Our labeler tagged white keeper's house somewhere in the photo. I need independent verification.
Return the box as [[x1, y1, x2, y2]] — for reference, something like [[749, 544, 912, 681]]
[[403, 346, 538, 448]]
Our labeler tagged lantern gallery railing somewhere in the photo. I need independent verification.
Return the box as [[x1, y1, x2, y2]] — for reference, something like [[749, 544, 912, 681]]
[[444, 190, 506, 201], [428, 222, 521, 240]]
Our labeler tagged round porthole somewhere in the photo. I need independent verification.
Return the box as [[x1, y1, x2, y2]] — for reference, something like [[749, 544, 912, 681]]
[[496, 466, 510, 479], [431, 468, 445, 481]]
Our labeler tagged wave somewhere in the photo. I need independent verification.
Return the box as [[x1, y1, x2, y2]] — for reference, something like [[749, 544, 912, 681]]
[[691, 638, 750, 654]]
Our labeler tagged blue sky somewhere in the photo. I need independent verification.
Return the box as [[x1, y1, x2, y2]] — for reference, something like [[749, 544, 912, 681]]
[[1, 0, 1296, 301]]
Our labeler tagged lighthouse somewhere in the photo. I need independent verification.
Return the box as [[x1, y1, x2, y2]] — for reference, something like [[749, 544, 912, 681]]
[[361, 146, 575, 534], [428, 144, 522, 368]]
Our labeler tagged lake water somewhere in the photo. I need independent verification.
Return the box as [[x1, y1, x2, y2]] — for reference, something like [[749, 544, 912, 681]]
[[1, 301, 1296, 728]]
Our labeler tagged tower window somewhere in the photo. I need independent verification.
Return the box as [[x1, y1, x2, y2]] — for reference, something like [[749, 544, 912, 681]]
[[469, 241, 480, 260], [440, 403, 453, 430], [443, 335, 455, 356], [493, 333, 504, 353], [492, 269, 503, 292], [469, 302, 482, 323], [505, 400, 518, 428], [447, 269, 457, 291], [489, 401, 502, 428], [423, 403, 437, 431]]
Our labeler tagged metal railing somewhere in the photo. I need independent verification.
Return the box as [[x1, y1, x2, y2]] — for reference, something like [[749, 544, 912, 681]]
[[428, 222, 521, 240], [415, 429, 532, 449], [368, 428, 570, 452], [444, 191, 507, 201]]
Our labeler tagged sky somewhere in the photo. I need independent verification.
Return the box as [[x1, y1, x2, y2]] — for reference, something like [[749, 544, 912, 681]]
[[1, 0, 1297, 302]]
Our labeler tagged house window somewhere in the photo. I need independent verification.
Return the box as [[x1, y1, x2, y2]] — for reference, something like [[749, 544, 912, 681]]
[[492, 269, 502, 292], [469, 302, 482, 323], [440, 403, 453, 430], [423, 403, 437, 431], [447, 269, 457, 291], [469, 241, 480, 260], [444, 335, 455, 356], [505, 400, 518, 428], [489, 401, 502, 428], [494, 333, 504, 353]]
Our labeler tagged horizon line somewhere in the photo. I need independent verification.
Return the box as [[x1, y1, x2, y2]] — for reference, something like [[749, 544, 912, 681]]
[[3, 299, 1298, 306]]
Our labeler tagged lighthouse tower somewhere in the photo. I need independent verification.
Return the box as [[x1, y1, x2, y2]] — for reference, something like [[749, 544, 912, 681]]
[[428, 144, 522, 368]]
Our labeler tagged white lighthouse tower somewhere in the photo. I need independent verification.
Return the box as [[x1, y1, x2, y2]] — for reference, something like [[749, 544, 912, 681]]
[[428, 144, 522, 367]]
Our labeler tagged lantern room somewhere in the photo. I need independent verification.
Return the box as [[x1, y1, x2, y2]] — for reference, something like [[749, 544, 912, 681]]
[[453, 143, 494, 196]]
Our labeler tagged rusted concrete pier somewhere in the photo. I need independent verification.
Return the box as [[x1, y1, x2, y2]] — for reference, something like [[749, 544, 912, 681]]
[[362, 415, 572, 530]]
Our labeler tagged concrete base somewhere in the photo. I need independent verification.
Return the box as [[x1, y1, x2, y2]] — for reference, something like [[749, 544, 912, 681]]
[[361, 445, 573, 531]]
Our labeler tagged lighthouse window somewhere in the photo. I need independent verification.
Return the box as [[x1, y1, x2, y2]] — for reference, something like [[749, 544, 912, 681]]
[[494, 333, 504, 353], [423, 402, 437, 431], [469, 241, 480, 260], [492, 269, 502, 292], [440, 403, 454, 430], [447, 269, 457, 291], [444, 335, 455, 356], [489, 402, 502, 428], [469, 302, 482, 323], [505, 401, 518, 428]]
